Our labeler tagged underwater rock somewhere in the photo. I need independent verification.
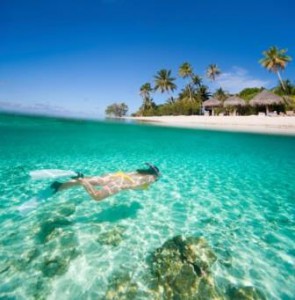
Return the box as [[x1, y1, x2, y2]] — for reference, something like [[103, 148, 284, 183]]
[[34, 214, 80, 278], [29, 277, 51, 300], [198, 276, 223, 300], [152, 236, 217, 278], [105, 273, 139, 300], [36, 217, 72, 243], [14, 248, 40, 271], [40, 247, 80, 278], [227, 286, 266, 300], [56, 203, 76, 217], [182, 236, 217, 274], [151, 235, 222, 300], [41, 256, 69, 277], [97, 226, 126, 247]]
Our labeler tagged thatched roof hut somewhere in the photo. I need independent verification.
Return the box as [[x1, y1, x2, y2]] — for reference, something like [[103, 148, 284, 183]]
[[224, 96, 246, 107], [249, 90, 284, 114], [203, 97, 221, 108], [203, 97, 221, 116], [250, 90, 284, 106]]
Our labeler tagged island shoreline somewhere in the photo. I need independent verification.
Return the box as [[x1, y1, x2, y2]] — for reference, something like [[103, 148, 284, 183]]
[[124, 116, 295, 135]]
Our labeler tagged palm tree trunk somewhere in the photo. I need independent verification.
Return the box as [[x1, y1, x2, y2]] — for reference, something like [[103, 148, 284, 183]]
[[277, 71, 285, 91], [189, 85, 193, 102]]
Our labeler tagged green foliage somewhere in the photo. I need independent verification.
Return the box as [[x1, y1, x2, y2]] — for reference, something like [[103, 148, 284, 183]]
[[105, 103, 128, 117], [178, 62, 193, 79], [206, 64, 221, 81], [213, 88, 228, 101], [155, 100, 201, 116], [273, 80, 295, 96], [284, 95, 295, 111], [196, 85, 211, 102], [192, 75, 202, 87], [259, 46, 292, 90], [154, 69, 177, 93], [178, 86, 193, 102], [139, 82, 157, 115], [140, 82, 153, 99], [134, 51, 293, 116], [239, 87, 263, 102], [259, 46, 292, 73]]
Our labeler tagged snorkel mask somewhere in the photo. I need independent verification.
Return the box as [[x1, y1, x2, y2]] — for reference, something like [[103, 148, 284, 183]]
[[136, 162, 161, 178], [145, 162, 161, 177]]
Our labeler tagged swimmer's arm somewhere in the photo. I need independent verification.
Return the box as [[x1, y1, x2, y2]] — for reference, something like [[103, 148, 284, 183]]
[[80, 179, 119, 201]]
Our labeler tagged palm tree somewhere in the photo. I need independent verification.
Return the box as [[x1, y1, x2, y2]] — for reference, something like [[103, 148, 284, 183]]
[[178, 86, 192, 102], [178, 62, 193, 79], [179, 62, 194, 102], [196, 85, 211, 115], [197, 85, 211, 102], [206, 64, 221, 81], [259, 46, 292, 91], [140, 82, 152, 99], [192, 75, 202, 87], [154, 69, 177, 94], [139, 82, 154, 113], [274, 79, 294, 95], [166, 96, 176, 104], [214, 87, 228, 101], [142, 97, 154, 111]]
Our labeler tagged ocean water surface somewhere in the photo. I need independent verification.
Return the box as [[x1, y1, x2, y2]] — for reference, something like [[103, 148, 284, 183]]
[[0, 114, 294, 299]]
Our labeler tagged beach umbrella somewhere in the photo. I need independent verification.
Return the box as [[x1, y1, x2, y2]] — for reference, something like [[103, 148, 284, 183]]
[[203, 97, 221, 116], [250, 90, 284, 115], [224, 96, 246, 115]]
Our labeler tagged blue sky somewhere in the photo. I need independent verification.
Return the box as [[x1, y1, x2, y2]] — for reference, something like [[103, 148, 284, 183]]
[[0, 0, 294, 118]]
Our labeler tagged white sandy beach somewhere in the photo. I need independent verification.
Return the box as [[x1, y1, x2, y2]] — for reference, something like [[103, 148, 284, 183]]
[[125, 116, 295, 135]]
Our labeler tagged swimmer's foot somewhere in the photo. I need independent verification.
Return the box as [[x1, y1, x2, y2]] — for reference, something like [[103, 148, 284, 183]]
[[71, 172, 84, 179], [50, 181, 63, 193]]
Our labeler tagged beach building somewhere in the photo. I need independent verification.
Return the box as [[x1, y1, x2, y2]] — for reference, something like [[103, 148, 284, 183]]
[[250, 90, 284, 115], [224, 96, 246, 116], [203, 97, 222, 116]]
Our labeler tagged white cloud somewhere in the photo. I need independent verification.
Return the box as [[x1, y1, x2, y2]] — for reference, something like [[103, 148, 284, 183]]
[[211, 67, 271, 94]]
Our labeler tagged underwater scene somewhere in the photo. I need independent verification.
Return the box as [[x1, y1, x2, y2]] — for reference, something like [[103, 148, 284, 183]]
[[0, 113, 294, 299]]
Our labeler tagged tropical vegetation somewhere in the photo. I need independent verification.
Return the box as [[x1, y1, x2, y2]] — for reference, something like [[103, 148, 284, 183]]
[[206, 64, 221, 82], [105, 103, 128, 117], [133, 63, 218, 116], [259, 46, 292, 90], [105, 46, 294, 117]]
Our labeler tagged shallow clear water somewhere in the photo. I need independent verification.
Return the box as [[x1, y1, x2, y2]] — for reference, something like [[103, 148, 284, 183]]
[[0, 113, 294, 299]]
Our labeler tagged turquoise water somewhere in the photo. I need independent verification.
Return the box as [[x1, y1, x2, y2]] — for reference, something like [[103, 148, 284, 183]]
[[0, 113, 294, 299]]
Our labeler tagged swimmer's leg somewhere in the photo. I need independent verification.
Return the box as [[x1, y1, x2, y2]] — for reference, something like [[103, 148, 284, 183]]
[[80, 179, 121, 201], [84, 176, 108, 186], [52, 177, 109, 193], [52, 179, 81, 192]]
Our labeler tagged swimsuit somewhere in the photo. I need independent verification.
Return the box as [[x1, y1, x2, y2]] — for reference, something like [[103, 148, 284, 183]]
[[103, 172, 150, 194], [110, 171, 136, 184]]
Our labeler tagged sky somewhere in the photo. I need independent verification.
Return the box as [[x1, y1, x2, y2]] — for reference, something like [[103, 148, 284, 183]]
[[0, 0, 294, 118]]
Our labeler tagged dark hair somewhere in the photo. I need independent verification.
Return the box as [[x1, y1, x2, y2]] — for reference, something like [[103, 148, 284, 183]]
[[136, 163, 160, 177]]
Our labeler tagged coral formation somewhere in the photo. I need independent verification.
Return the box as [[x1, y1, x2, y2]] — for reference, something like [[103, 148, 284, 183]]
[[150, 235, 222, 299], [97, 226, 126, 247]]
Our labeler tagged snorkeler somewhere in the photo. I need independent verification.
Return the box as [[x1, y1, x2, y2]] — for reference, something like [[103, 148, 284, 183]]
[[50, 163, 160, 201]]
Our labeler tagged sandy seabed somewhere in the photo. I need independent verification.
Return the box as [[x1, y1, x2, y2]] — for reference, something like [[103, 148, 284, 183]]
[[125, 115, 295, 135]]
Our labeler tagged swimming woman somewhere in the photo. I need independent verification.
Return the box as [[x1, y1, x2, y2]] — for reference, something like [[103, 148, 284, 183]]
[[51, 163, 160, 201]]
